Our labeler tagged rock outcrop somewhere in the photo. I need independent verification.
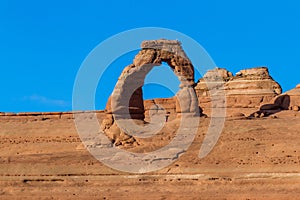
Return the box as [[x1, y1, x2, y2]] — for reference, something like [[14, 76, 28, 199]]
[[284, 84, 300, 108], [143, 66, 284, 118], [195, 67, 282, 113], [260, 83, 300, 113]]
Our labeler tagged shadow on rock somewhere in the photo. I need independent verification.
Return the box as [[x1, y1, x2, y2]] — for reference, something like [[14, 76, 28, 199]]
[[249, 94, 290, 118]]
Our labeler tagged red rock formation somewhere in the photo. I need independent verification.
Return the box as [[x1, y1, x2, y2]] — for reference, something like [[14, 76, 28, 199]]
[[195, 67, 282, 115], [285, 84, 300, 108], [266, 83, 300, 111], [102, 39, 199, 145]]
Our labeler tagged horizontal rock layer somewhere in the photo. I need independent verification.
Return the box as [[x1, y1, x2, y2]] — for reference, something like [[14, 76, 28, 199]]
[[195, 67, 282, 110]]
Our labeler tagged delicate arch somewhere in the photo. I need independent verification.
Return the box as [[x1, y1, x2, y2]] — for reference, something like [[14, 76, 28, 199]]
[[102, 39, 199, 145], [106, 39, 197, 120]]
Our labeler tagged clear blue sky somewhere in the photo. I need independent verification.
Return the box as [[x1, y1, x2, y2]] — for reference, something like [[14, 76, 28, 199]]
[[1, 0, 299, 112]]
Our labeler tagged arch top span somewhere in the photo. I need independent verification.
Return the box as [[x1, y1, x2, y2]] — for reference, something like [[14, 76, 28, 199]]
[[132, 39, 195, 88]]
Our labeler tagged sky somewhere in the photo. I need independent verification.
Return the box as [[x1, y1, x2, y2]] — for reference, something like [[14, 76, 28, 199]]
[[0, 0, 299, 112]]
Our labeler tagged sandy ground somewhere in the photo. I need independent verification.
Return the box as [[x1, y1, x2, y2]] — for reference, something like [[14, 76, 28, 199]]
[[0, 110, 299, 199]]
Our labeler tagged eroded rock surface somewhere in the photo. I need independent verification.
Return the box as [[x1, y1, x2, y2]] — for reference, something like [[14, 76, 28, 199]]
[[195, 67, 282, 114], [102, 39, 199, 145], [263, 83, 300, 112]]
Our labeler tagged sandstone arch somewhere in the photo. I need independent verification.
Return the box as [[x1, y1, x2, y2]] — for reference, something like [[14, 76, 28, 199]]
[[101, 39, 199, 145]]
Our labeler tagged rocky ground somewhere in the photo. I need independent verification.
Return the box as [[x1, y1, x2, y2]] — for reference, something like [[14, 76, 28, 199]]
[[0, 110, 299, 199]]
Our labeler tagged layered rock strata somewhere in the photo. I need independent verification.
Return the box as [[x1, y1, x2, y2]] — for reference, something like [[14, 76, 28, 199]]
[[195, 67, 282, 113]]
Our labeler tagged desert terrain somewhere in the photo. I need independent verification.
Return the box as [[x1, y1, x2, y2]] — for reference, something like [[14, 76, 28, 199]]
[[1, 40, 300, 199], [0, 109, 299, 199]]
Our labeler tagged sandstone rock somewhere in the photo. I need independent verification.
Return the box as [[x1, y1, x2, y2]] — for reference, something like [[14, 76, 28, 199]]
[[291, 105, 299, 111], [195, 67, 282, 114], [203, 67, 233, 82], [271, 94, 290, 110], [175, 87, 199, 114], [281, 84, 300, 107], [224, 67, 281, 96], [271, 115, 278, 119], [251, 111, 268, 118], [136, 40, 195, 87], [267, 84, 300, 111], [100, 115, 114, 131], [102, 39, 198, 145], [253, 112, 260, 118], [105, 39, 196, 120], [195, 68, 230, 97], [104, 123, 121, 143]]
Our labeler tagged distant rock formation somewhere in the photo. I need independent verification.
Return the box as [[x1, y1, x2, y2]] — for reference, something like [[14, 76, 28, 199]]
[[195, 67, 282, 111]]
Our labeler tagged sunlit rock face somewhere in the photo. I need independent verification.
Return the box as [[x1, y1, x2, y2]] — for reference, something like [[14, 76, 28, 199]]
[[195, 67, 282, 112], [102, 39, 198, 145]]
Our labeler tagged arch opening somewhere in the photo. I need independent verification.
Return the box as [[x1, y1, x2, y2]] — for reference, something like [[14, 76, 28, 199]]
[[142, 61, 180, 100], [102, 39, 199, 145]]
